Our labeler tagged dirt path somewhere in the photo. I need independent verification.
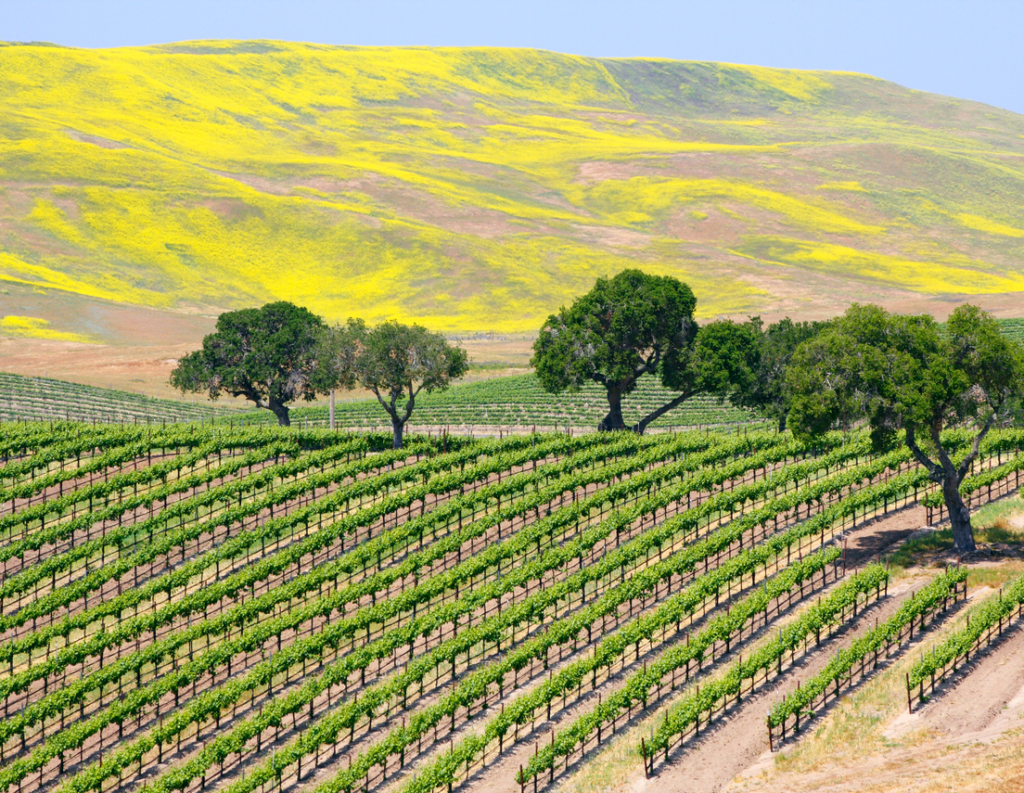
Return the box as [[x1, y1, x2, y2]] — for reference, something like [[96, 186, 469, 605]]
[[640, 578, 925, 793], [333, 470, 932, 793], [714, 622, 1024, 793], [437, 564, 841, 793], [888, 616, 1024, 742], [714, 526, 1024, 793], [841, 505, 928, 566], [20, 452, 676, 793], [540, 505, 945, 793], [197, 463, 802, 793], [169, 472, 744, 793], [21, 457, 1015, 793]]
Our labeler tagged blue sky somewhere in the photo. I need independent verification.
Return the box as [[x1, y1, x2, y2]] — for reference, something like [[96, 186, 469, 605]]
[[4, 0, 1024, 115]]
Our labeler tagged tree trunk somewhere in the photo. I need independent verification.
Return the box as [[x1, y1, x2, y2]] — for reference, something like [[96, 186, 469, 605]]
[[909, 421, 987, 555], [267, 400, 290, 427], [598, 386, 628, 432], [391, 416, 405, 449], [635, 388, 695, 436], [777, 412, 787, 433], [942, 477, 976, 552]]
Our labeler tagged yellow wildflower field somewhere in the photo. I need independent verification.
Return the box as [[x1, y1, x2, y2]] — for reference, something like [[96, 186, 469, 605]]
[[1, 41, 1023, 336]]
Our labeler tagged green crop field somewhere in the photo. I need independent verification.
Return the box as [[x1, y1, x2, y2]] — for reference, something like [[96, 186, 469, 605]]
[[241, 373, 759, 432], [9, 317, 1024, 430], [1, 420, 1022, 793], [3, 39, 1024, 793], [5, 311, 1024, 430], [0, 369, 755, 431], [1, 42, 1024, 343], [992, 317, 1024, 345], [0, 372, 230, 424]]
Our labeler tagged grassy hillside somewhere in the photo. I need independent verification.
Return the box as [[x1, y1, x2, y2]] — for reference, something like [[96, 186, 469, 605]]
[[1, 42, 1024, 336]]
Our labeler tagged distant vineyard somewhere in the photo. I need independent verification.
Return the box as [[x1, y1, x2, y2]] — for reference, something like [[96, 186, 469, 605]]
[[995, 317, 1024, 344], [243, 373, 760, 432], [3, 316, 1023, 430], [0, 371, 756, 432], [0, 421, 1021, 793], [0, 373, 229, 424], [937, 317, 1024, 344]]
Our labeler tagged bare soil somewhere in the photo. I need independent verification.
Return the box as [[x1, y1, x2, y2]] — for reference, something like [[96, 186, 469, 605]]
[[649, 579, 923, 793], [895, 621, 1024, 742], [8, 430, 1023, 793], [842, 505, 929, 566], [547, 504, 1013, 793], [724, 624, 1024, 793]]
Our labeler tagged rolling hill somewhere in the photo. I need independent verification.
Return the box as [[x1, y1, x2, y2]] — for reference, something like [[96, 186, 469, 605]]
[[2, 41, 1024, 341]]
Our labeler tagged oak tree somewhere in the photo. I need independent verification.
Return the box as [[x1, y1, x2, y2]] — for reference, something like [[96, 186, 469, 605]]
[[532, 269, 759, 433], [319, 320, 469, 448], [786, 303, 1024, 552], [734, 316, 831, 432], [170, 301, 325, 426]]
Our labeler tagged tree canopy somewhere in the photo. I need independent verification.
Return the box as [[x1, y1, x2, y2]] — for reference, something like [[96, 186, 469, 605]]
[[786, 303, 1024, 552], [318, 320, 469, 448], [169, 301, 325, 426], [531, 269, 759, 433], [733, 316, 831, 431]]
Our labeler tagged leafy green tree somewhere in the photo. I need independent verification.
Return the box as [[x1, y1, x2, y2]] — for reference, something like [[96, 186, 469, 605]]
[[786, 303, 1024, 552], [314, 318, 367, 430], [734, 316, 831, 431], [319, 320, 469, 448], [170, 301, 325, 426], [531, 269, 760, 433]]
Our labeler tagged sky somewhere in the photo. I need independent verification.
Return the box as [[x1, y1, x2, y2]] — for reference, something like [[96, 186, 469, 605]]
[[3, 0, 1024, 116]]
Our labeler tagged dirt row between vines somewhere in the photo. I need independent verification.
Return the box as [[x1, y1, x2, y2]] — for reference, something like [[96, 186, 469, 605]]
[[537, 504, 1024, 793], [14, 457, 996, 793], [9, 449, 724, 792], [453, 549, 930, 793], [242, 473, 936, 793], [1, 449, 543, 643], [43, 464, 756, 793], [3, 454, 576, 718], [273, 501, 930, 793], [403, 505, 929, 793], [723, 615, 1024, 793]]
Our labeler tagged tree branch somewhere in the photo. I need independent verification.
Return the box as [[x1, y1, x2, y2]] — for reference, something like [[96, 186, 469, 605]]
[[905, 424, 942, 481], [634, 347, 660, 380], [371, 386, 398, 421], [957, 412, 997, 480], [635, 387, 695, 434], [232, 387, 266, 409], [400, 381, 417, 424], [927, 422, 960, 483]]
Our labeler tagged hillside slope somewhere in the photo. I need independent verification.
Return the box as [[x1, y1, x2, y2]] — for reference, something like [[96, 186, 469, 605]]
[[2, 41, 1024, 336]]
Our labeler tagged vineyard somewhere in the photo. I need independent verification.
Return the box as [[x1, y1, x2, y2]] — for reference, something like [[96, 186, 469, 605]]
[[0, 375, 229, 426], [238, 374, 759, 433], [8, 319, 1024, 432], [0, 419, 1021, 793], [0, 372, 757, 433]]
